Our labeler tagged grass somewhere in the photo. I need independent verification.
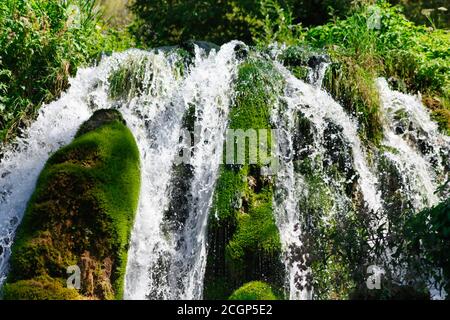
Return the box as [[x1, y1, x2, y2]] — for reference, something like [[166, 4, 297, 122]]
[[273, 2, 449, 144], [4, 109, 141, 300], [305, 2, 450, 141]]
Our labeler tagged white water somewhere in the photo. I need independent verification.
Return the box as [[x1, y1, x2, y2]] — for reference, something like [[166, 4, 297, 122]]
[[273, 62, 383, 299], [0, 48, 184, 289], [0, 43, 241, 299], [377, 78, 449, 210], [376, 78, 449, 299], [0, 45, 448, 300], [128, 42, 240, 300]]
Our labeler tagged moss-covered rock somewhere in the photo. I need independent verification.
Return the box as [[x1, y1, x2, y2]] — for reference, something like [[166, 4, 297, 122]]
[[229, 281, 277, 300], [2, 276, 83, 300], [4, 109, 141, 300], [203, 58, 285, 300]]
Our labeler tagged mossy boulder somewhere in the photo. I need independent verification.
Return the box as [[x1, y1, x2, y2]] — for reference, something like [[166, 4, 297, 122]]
[[4, 109, 141, 300], [229, 281, 277, 300]]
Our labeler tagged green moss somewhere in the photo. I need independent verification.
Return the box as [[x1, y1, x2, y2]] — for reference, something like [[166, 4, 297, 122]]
[[204, 57, 285, 300], [3, 276, 83, 300], [108, 50, 184, 100], [229, 59, 284, 130], [226, 188, 281, 261], [6, 109, 141, 300], [229, 281, 277, 300], [278, 45, 326, 81]]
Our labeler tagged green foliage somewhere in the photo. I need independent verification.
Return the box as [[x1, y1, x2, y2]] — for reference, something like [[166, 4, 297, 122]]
[[0, 0, 135, 142], [6, 109, 141, 300], [404, 195, 450, 294], [129, 1, 449, 141], [389, 0, 449, 29], [305, 2, 450, 138], [229, 281, 277, 300], [129, 0, 372, 47]]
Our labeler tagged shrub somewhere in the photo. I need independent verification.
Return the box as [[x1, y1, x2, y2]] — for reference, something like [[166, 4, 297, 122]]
[[0, 0, 134, 142]]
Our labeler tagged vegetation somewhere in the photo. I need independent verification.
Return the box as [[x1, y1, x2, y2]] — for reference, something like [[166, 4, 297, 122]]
[[4, 109, 141, 300], [0, 0, 134, 143], [203, 58, 285, 300], [3, 276, 83, 300], [305, 3, 450, 139], [404, 192, 450, 295], [0, 0, 448, 301], [229, 281, 277, 300]]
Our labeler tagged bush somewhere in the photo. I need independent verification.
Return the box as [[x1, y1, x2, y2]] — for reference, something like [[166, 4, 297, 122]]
[[404, 193, 450, 295], [0, 0, 134, 142], [302, 2, 450, 142]]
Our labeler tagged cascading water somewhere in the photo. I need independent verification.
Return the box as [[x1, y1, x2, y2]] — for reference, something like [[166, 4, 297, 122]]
[[377, 77, 449, 209], [272, 61, 383, 299], [376, 78, 449, 299], [0, 42, 241, 299], [127, 41, 240, 300], [0, 48, 184, 289], [0, 43, 448, 300]]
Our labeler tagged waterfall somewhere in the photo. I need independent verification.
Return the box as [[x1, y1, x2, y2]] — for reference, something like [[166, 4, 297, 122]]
[[377, 78, 449, 210], [376, 78, 449, 299], [0, 43, 448, 300], [0, 43, 240, 298], [272, 61, 383, 299], [127, 41, 240, 300]]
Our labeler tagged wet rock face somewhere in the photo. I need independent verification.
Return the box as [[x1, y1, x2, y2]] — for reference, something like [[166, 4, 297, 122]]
[[307, 54, 329, 69], [323, 121, 355, 179], [180, 40, 220, 55], [163, 163, 194, 234], [293, 111, 315, 161], [4, 109, 140, 300]]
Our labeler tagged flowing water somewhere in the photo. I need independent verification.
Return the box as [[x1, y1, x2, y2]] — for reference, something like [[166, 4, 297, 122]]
[[127, 41, 240, 300], [273, 61, 382, 299], [0, 44, 448, 299], [0, 42, 241, 299]]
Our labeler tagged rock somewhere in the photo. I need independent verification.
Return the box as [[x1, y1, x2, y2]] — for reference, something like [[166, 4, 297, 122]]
[[4, 109, 141, 300], [75, 109, 126, 138], [180, 40, 220, 56]]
